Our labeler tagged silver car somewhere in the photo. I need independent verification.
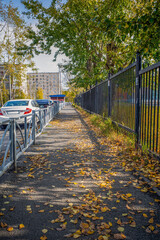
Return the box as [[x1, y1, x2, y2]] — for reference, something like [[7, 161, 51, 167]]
[[0, 99, 39, 125]]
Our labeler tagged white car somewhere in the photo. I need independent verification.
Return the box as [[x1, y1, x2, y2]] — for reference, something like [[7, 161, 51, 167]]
[[0, 99, 40, 126]]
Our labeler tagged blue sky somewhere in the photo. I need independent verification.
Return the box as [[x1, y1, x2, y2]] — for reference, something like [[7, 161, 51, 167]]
[[2, 0, 67, 73]]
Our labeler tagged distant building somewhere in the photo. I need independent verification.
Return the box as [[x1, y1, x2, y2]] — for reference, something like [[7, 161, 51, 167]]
[[27, 72, 60, 99]]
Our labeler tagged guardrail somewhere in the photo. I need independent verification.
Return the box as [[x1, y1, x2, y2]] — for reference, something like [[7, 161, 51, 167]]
[[0, 101, 64, 177]]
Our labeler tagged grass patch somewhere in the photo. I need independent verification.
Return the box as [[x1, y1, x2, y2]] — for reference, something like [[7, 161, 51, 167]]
[[74, 104, 160, 188]]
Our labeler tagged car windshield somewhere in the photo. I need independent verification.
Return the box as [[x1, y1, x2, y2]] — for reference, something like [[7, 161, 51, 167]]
[[4, 101, 29, 107]]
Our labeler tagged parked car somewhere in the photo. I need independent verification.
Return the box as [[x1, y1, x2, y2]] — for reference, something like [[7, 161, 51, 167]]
[[35, 99, 52, 108], [0, 99, 39, 125]]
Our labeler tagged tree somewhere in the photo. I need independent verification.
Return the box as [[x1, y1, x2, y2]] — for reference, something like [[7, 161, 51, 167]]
[[36, 87, 43, 99], [0, 1, 35, 104], [21, 0, 160, 88]]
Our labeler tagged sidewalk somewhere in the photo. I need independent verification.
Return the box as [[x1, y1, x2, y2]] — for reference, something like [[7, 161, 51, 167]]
[[0, 105, 160, 240]]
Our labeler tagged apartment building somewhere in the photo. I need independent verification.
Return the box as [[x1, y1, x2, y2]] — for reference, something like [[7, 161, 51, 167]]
[[27, 72, 60, 99]]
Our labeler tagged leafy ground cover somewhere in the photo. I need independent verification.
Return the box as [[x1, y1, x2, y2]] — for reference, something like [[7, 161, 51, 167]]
[[74, 105, 160, 193]]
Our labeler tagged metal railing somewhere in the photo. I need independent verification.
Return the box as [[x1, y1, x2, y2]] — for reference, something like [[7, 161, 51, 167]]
[[0, 101, 64, 177], [75, 53, 160, 158]]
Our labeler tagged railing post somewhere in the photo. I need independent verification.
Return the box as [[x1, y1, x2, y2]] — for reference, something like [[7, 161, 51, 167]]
[[32, 110, 36, 145], [108, 73, 111, 117], [90, 86, 92, 113], [135, 52, 141, 149], [95, 81, 98, 114], [9, 121, 13, 164], [24, 117, 27, 148], [39, 110, 42, 131], [12, 119, 17, 171]]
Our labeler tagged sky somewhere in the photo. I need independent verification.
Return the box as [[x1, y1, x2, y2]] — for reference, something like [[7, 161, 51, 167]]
[[2, 0, 67, 74]]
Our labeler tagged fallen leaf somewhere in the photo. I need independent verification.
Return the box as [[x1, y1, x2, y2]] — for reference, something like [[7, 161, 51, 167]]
[[7, 227, 13, 232], [118, 227, 124, 232], [148, 218, 154, 224], [38, 210, 45, 213], [40, 235, 47, 240], [19, 224, 25, 229], [148, 225, 154, 231], [1, 222, 7, 228], [114, 233, 126, 239], [126, 193, 132, 198]]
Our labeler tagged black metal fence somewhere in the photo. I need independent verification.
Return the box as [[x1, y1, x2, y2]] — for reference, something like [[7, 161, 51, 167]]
[[75, 54, 160, 157]]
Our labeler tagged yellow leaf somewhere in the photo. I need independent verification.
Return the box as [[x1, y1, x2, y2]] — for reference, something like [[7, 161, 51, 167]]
[[117, 219, 122, 225], [70, 219, 78, 224], [42, 229, 48, 234], [126, 193, 132, 198], [80, 222, 89, 229], [143, 213, 148, 218], [74, 230, 81, 234], [122, 213, 128, 216], [101, 207, 109, 212], [148, 218, 154, 224], [130, 221, 136, 227], [114, 233, 126, 239], [7, 227, 13, 232], [87, 230, 94, 234], [73, 234, 81, 239], [118, 227, 124, 232], [40, 236, 47, 240], [98, 236, 109, 240], [1, 222, 7, 228], [149, 225, 154, 231], [79, 184, 85, 188], [39, 210, 45, 213], [19, 224, 25, 229], [73, 230, 81, 239], [109, 222, 112, 226]]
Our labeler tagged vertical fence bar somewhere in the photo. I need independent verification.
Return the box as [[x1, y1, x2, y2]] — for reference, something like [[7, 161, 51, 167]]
[[150, 70, 154, 150], [95, 81, 97, 114], [153, 68, 157, 151], [156, 67, 160, 152], [135, 52, 141, 148], [108, 73, 111, 117], [32, 110, 36, 145], [24, 117, 27, 148], [12, 119, 17, 171], [89, 87, 91, 113], [9, 121, 13, 163], [147, 71, 151, 147]]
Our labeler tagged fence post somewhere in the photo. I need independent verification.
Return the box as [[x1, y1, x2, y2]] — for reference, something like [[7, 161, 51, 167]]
[[32, 110, 36, 145], [24, 117, 27, 148], [108, 73, 111, 117], [11, 119, 17, 171], [90, 86, 92, 113], [9, 121, 13, 164], [95, 81, 98, 114], [135, 52, 141, 149]]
